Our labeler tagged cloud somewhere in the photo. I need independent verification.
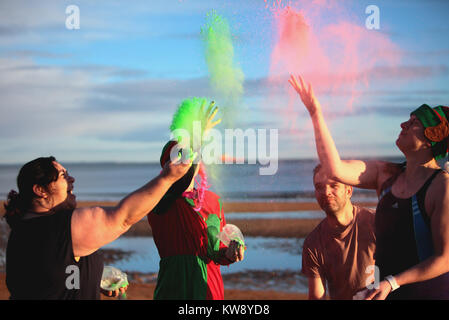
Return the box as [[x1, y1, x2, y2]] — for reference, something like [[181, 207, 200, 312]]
[[0, 55, 228, 163], [1, 49, 73, 59], [366, 65, 449, 80], [0, 57, 154, 139]]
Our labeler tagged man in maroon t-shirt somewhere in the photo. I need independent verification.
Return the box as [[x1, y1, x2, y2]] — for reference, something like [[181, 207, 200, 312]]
[[302, 164, 376, 300]]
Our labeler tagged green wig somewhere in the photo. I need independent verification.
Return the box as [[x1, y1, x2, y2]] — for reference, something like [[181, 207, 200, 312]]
[[170, 97, 210, 150]]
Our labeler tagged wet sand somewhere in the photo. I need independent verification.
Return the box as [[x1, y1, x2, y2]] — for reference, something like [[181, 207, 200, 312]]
[[0, 200, 377, 217]]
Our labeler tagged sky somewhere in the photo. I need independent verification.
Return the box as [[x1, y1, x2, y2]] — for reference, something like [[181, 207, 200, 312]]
[[0, 0, 448, 164]]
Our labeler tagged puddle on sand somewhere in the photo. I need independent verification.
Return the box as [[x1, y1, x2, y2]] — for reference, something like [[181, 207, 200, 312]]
[[102, 236, 308, 293]]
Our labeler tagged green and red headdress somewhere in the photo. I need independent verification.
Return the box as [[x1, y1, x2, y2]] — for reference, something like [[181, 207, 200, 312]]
[[411, 104, 449, 160], [159, 97, 213, 212], [170, 97, 211, 151]]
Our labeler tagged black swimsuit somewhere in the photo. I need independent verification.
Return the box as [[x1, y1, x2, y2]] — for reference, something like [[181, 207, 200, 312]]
[[375, 165, 449, 299]]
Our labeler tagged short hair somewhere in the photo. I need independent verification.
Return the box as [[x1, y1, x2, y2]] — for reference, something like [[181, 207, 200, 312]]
[[312, 163, 323, 181]]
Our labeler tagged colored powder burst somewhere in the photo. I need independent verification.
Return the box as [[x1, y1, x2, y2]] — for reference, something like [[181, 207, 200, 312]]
[[200, 11, 245, 190], [267, 1, 401, 140], [201, 10, 244, 127]]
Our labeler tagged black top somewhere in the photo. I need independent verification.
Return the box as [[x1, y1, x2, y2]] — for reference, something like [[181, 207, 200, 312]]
[[6, 209, 104, 300], [375, 166, 449, 299]]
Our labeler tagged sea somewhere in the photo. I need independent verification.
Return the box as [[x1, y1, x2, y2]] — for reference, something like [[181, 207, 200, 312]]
[[0, 158, 403, 203]]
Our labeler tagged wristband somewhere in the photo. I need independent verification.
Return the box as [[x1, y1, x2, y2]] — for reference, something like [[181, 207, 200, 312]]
[[385, 275, 400, 292]]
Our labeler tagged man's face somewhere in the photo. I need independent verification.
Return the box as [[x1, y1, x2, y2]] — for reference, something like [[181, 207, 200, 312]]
[[313, 170, 352, 215]]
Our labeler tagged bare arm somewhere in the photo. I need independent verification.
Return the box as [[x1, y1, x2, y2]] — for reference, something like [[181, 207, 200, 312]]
[[72, 156, 192, 257], [308, 277, 326, 300], [288, 75, 395, 191]]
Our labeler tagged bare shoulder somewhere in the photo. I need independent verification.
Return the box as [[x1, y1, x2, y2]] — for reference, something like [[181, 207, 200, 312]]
[[429, 170, 449, 198], [426, 170, 449, 218]]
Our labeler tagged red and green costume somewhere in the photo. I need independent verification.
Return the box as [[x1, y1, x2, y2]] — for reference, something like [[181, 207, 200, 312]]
[[148, 190, 231, 300], [149, 98, 233, 299]]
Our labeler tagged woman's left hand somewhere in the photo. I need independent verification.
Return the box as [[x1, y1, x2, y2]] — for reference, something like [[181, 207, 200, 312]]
[[225, 240, 245, 262]]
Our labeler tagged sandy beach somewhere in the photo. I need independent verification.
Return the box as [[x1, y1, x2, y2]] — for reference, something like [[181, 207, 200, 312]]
[[0, 200, 376, 300]]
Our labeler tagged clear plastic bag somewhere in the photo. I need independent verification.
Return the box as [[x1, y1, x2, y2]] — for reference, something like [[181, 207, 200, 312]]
[[216, 224, 245, 247], [100, 266, 129, 299]]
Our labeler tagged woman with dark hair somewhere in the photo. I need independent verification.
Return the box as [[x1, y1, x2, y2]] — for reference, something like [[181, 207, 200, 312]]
[[289, 75, 449, 300], [4, 154, 191, 299], [148, 98, 245, 300]]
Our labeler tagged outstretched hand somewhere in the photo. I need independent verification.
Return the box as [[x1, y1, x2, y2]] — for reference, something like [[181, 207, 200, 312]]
[[288, 75, 321, 116], [200, 100, 221, 135]]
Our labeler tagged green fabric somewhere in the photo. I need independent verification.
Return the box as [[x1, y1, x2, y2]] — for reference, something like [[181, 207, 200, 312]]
[[206, 213, 221, 261], [184, 196, 222, 261], [154, 255, 208, 300], [184, 197, 195, 207], [411, 104, 441, 129]]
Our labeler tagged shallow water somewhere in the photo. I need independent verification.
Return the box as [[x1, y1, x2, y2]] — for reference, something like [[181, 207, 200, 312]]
[[102, 236, 308, 293], [102, 236, 304, 273]]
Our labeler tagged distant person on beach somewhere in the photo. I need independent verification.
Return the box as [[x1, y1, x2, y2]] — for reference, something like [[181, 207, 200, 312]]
[[290, 74, 449, 300], [148, 98, 245, 300], [302, 164, 376, 300], [3, 154, 192, 300]]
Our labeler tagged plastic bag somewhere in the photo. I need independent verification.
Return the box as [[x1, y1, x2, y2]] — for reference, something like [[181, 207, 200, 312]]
[[100, 266, 129, 299], [216, 224, 245, 248]]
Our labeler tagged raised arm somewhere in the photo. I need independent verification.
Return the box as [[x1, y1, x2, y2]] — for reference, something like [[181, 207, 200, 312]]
[[288, 75, 394, 191], [71, 155, 192, 257]]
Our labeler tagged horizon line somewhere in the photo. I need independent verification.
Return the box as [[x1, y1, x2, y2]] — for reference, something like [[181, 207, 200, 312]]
[[0, 155, 405, 166]]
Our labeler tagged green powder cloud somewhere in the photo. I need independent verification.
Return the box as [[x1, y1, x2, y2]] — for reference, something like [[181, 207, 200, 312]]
[[201, 10, 244, 127]]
